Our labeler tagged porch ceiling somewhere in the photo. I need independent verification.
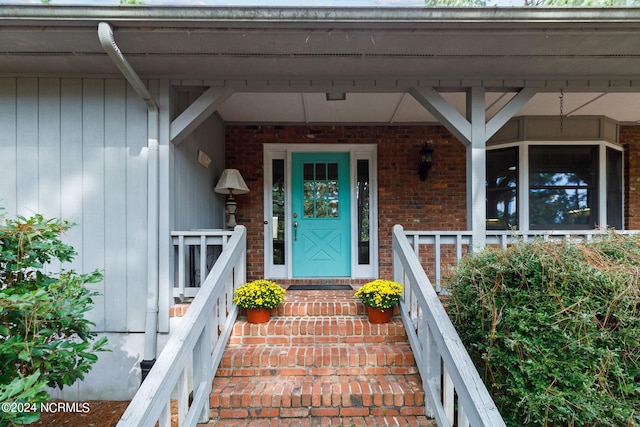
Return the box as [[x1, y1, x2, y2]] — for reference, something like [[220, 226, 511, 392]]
[[3, 5, 640, 123]]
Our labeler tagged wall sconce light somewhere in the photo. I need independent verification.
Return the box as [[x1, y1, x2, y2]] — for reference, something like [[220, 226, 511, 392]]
[[214, 169, 250, 228], [419, 143, 434, 181]]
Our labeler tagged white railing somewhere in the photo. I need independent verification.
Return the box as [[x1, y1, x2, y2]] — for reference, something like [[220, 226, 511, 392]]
[[392, 224, 505, 427], [403, 229, 639, 290], [171, 229, 234, 299], [117, 225, 246, 427]]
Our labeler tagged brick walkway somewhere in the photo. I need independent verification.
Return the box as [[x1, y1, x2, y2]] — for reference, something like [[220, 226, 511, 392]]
[[205, 290, 435, 427]]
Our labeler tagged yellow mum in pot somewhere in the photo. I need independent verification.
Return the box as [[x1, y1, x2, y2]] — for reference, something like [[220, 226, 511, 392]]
[[354, 279, 403, 311], [233, 279, 286, 310]]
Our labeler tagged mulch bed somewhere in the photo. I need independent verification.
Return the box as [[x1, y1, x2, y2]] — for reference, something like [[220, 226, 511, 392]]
[[31, 400, 130, 427], [31, 400, 181, 427]]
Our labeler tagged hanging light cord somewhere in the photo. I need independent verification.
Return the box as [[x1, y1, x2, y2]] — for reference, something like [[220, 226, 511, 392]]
[[559, 89, 565, 132]]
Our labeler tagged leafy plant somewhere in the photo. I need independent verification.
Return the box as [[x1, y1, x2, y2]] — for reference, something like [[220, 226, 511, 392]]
[[445, 234, 640, 426], [0, 211, 108, 425], [354, 279, 403, 310], [233, 279, 285, 310]]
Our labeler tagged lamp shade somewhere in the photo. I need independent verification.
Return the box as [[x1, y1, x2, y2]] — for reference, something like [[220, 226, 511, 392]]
[[214, 169, 250, 195]]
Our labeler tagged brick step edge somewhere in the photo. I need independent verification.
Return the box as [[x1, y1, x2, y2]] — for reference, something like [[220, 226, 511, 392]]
[[231, 317, 406, 337], [204, 414, 436, 426], [217, 365, 419, 377], [218, 343, 416, 372], [210, 405, 427, 420], [210, 374, 425, 411]]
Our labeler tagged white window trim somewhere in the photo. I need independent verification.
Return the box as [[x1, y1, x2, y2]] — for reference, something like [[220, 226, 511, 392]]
[[488, 140, 625, 231], [263, 143, 378, 279]]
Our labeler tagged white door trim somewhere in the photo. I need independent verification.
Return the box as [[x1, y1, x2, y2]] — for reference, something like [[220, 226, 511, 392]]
[[263, 143, 378, 279]]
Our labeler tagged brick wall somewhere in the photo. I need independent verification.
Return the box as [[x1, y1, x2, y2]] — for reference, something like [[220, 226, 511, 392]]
[[225, 125, 467, 280], [226, 124, 640, 281], [620, 125, 640, 230]]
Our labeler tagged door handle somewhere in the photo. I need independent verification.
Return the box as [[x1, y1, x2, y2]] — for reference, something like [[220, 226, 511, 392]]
[[293, 221, 298, 241]]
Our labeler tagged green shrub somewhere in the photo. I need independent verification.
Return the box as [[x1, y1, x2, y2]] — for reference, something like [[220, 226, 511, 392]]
[[445, 234, 640, 427], [0, 211, 107, 425]]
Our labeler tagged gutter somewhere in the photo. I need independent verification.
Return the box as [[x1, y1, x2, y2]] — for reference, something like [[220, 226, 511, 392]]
[[98, 21, 160, 384], [7, 5, 640, 26]]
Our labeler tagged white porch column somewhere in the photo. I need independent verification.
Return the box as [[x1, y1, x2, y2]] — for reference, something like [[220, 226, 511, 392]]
[[409, 86, 536, 251], [467, 87, 487, 249]]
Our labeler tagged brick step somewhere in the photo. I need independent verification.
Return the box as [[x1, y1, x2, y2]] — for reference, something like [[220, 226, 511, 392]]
[[217, 343, 418, 377], [209, 374, 425, 418], [203, 415, 436, 426], [274, 300, 365, 317], [276, 289, 365, 317], [229, 317, 407, 345]]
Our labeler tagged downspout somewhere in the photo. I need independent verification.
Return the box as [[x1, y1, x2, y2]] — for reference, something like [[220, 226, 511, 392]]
[[98, 22, 160, 383]]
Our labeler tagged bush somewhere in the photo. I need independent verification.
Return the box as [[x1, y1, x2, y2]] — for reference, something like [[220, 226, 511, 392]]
[[445, 234, 640, 427], [0, 211, 107, 425]]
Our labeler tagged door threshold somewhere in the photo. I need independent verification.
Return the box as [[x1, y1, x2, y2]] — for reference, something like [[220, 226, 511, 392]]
[[287, 284, 352, 291]]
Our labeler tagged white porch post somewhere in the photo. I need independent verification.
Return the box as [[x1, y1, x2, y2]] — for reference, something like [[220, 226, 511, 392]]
[[409, 86, 536, 251], [467, 87, 486, 250]]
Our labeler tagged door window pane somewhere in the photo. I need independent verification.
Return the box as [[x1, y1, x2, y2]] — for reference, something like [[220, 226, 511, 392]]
[[357, 160, 370, 265], [272, 159, 285, 265], [303, 162, 340, 219]]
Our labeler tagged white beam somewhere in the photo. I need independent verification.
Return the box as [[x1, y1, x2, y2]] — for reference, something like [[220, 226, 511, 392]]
[[485, 88, 537, 140], [170, 86, 234, 145], [409, 87, 471, 146]]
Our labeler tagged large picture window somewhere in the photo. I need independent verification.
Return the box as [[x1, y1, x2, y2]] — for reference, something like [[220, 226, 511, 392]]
[[529, 146, 598, 229], [487, 142, 623, 231]]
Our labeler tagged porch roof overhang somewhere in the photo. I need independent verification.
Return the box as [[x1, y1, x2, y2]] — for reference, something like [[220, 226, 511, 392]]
[[3, 5, 640, 123]]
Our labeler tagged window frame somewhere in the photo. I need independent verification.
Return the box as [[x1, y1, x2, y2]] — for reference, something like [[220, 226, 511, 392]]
[[487, 140, 624, 231]]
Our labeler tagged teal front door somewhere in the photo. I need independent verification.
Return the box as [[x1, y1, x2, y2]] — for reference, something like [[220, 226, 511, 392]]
[[291, 152, 351, 277]]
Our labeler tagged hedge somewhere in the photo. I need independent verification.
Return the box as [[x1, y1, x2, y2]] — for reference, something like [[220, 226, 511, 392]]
[[445, 234, 640, 426]]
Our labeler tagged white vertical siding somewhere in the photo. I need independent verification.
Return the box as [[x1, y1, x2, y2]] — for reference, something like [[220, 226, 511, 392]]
[[82, 79, 107, 330], [0, 77, 149, 332], [171, 90, 226, 231], [60, 79, 84, 274], [125, 81, 149, 331], [104, 79, 128, 332], [0, 79, 17, 214], [16, 78, 39, 216]]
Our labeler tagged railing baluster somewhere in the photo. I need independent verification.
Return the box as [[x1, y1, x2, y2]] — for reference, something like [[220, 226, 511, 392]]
[[443, 366, 454, 426], [193, 317, 212, 423], [434, 234, 441, 292], [177, 369, 188, 425], [178, 235, 186, 298], [458, 405, 470, 427], [200, 235, 207, 286], [159, 401, 171, 427]]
